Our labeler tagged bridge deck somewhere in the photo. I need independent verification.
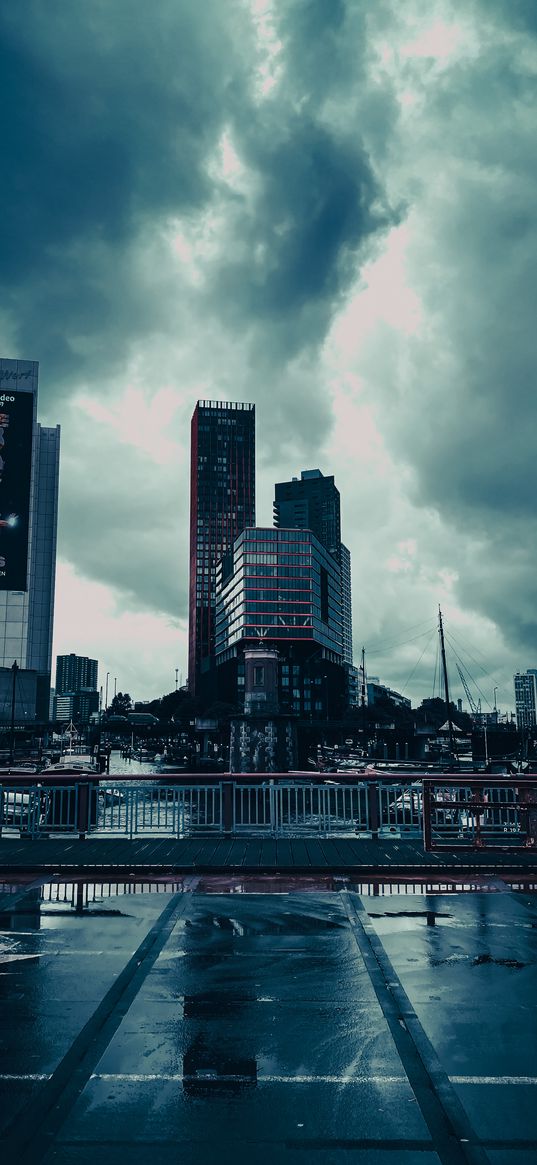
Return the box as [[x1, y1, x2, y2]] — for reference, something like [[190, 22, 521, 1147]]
[[1, 835, 537, 876]]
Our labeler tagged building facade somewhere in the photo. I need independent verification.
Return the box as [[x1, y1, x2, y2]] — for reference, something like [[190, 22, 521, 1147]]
[[0, 359, 60, 720], [54, 653, 99, 722], [273, 468, 341, 556], [56, 653, 98, 694], [514, 671, 537, 729], [188, 401, 255, 695], [273, 468, 354, 695], [215, 526, 346, 719]]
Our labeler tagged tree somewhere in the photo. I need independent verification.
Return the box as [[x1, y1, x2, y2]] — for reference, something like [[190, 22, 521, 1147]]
[[107, 692, 133, 717]]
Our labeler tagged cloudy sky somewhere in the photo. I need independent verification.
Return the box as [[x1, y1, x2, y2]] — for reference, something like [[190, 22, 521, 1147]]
[[2, 0, 535, 711]]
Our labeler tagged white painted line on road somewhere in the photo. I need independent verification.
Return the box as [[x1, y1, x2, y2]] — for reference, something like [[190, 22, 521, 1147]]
[[451, 1076, 537, 1085], [87, 1072, 537, 1086], [90, 1072, 408, 1083], [2, 1072, 537, 1087], [0, 1074, 51, 1081]]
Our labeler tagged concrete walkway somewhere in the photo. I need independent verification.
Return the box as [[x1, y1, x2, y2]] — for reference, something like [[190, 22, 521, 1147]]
[[0, 881, 536, 1162]]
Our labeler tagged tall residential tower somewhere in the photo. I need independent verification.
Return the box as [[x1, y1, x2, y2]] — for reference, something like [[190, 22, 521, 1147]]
[[188, 401, 255, 695]]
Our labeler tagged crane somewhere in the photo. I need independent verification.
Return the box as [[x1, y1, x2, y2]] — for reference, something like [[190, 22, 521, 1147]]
[[456, 664, 481, 718]]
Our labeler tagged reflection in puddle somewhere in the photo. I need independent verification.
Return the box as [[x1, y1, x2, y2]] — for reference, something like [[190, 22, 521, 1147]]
[[0, 874, 536, 925]]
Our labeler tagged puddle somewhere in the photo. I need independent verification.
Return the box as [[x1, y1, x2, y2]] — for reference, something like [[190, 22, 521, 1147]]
[[183, 1042, 257, 1095], [367, 911, 452, 918], [184, 992, 255, 1018], [185, 912, 344, 935], [1, 875, 537, 920], [472, 953, 527, 969]]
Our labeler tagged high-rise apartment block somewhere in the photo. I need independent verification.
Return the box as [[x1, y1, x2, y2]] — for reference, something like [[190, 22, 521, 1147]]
[[514, 671, 537, 729], [56, 654, 98, 694], [0, 358, 60, 720], [188, 401, 255, 695], [54, 654, 99, 722]]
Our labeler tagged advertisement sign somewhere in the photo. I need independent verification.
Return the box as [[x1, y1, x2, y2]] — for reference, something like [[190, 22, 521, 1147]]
[[0, 390, 33, 589]]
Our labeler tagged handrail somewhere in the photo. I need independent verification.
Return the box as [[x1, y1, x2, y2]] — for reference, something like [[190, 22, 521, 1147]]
[[1, 775, 536, 844]]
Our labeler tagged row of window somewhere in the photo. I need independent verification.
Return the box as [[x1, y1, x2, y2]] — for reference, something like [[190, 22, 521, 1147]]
[[242, 565, 314, 579]]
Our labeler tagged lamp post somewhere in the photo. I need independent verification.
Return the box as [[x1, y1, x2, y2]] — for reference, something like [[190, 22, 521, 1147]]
[[105, 672, 110, 711]]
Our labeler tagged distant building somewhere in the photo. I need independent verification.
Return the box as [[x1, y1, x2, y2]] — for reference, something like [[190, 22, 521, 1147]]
[[339, 542, 353, 668], [514, 671, 537, 729], [215, 526, 346, 719], [56, 654, 98, 694], [53, 653, 99, 722], [367, 677, 411, 710], [0, 359, 60, 720], [188, 401, 255, 696], [54, 689, 99, 723], [273, 468, 354, 695]]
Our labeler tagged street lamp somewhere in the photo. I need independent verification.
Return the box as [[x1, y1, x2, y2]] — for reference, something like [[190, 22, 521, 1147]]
[[105, 672, 110, 711]]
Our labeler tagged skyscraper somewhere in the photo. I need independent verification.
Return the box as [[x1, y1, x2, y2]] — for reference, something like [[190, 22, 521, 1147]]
[[273, 469, 341, 555], [274, 468, 353, 668], [188, 400, 255, 694], [514, 671, 537, 729], [0, 359, 60, 720]]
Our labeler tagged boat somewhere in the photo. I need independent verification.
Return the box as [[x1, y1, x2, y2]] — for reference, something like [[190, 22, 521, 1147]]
[[43, 753, 100, 775]]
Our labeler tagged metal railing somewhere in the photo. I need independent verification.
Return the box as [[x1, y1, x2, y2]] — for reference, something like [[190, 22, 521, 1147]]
[[423, 777, 537, 850], [0, 778, 375, 840], [2, 775, 535, 846], [232, 782, 370, 835]]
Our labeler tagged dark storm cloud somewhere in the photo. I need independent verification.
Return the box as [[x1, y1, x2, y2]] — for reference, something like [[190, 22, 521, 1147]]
[[477, 0, 537, 34], [1, 0, 400, 631], [361, 0, 537, 657], [0, 0, 250, 392], [1, 0, 395, 403], [215, 114, 389, 340]]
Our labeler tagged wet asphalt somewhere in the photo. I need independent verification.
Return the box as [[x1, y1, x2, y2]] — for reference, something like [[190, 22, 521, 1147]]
[[0, 881, 536, 1164]]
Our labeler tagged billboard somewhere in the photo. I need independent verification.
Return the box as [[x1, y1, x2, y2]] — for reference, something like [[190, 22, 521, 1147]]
[[0, 390, 33, 589]]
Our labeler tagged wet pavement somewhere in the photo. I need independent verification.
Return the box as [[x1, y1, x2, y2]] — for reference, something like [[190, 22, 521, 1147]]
[[0, 879, 536, 1163]]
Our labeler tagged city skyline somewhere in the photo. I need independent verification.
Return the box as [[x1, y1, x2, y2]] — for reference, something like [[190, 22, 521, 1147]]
[[1, 3, 535, 711]]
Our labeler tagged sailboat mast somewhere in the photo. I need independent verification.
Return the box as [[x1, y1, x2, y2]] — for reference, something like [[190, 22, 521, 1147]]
[[438, 607, 455, 761]]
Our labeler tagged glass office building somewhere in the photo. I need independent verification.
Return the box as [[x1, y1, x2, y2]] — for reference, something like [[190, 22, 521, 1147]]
[[215, 527, 345, 719], [0, 359, 60, 720]]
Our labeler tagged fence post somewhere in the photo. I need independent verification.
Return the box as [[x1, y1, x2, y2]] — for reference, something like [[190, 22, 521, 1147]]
[[77, 782, 89, 840], [223, 781, 233, 835], [367, 782, 379, 840], [422, 781, 432, 851], [521, 780, 537, 847]]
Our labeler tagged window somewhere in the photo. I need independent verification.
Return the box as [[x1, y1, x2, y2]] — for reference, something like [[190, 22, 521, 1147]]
[[253, 665, 264, 687]]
